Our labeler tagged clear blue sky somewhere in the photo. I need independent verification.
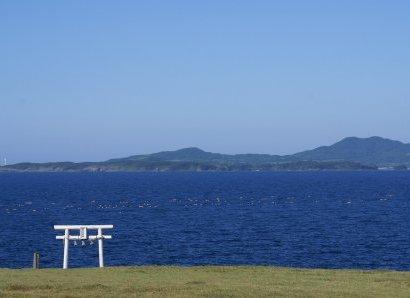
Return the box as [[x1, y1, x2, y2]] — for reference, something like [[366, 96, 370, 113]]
[[1, 1, 409, 163]]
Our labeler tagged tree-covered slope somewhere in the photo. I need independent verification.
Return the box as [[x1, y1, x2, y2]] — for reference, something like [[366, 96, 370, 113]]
[[291, 136, 410, 165]]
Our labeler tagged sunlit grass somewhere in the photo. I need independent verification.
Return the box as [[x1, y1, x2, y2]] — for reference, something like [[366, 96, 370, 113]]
[[0, 266, 409, 297]]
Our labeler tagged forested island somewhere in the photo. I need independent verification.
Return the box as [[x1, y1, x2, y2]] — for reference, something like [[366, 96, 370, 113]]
[[1, 136, 409, 172]]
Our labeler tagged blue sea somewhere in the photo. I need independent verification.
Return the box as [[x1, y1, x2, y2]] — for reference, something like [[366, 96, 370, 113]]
[[0, 171, 409, 270]]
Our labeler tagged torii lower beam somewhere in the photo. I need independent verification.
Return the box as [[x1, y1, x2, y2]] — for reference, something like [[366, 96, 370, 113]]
[[54, 225, 113, 269]]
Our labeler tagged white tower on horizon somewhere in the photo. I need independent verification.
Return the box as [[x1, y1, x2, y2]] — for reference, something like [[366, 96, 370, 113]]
[[3, 157, 6, 166]]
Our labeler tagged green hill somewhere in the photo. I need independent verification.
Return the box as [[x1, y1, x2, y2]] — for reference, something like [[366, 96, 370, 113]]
[[291, 136, 410, 165], [108, 147, 282, 164]]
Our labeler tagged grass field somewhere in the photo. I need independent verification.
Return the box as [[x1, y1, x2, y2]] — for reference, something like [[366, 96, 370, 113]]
[[0, 266, 409, 297]]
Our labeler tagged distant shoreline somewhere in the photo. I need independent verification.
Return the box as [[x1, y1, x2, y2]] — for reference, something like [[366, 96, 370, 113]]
[[0, 161, 379, 172]]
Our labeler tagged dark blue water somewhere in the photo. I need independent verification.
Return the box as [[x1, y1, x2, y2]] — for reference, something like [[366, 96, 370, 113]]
[[0, 171, 409, 270]]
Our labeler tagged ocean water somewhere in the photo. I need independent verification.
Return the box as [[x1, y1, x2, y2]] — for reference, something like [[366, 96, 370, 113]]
[[0, 171, 409, 270]]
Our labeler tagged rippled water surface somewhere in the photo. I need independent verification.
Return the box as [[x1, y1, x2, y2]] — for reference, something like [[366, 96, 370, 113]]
[[0, 171, 409, 269]]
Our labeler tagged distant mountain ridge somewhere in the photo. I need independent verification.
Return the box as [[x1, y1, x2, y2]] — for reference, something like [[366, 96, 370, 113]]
[[109, 136, 410, 166], [1, 136, 409, 172]]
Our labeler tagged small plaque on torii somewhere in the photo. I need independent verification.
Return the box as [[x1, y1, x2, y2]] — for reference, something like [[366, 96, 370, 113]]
[[54, 225, 113, 269]]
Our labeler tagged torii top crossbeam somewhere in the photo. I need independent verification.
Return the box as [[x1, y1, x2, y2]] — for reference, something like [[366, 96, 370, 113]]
[[54, 225, 113, 230]]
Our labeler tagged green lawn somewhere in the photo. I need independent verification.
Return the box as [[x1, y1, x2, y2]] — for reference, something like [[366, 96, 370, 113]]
[[0, 266, 409, 297]]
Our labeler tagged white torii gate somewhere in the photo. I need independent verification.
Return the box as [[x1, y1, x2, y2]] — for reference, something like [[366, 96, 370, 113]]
[[54, 225, 113, 269]]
